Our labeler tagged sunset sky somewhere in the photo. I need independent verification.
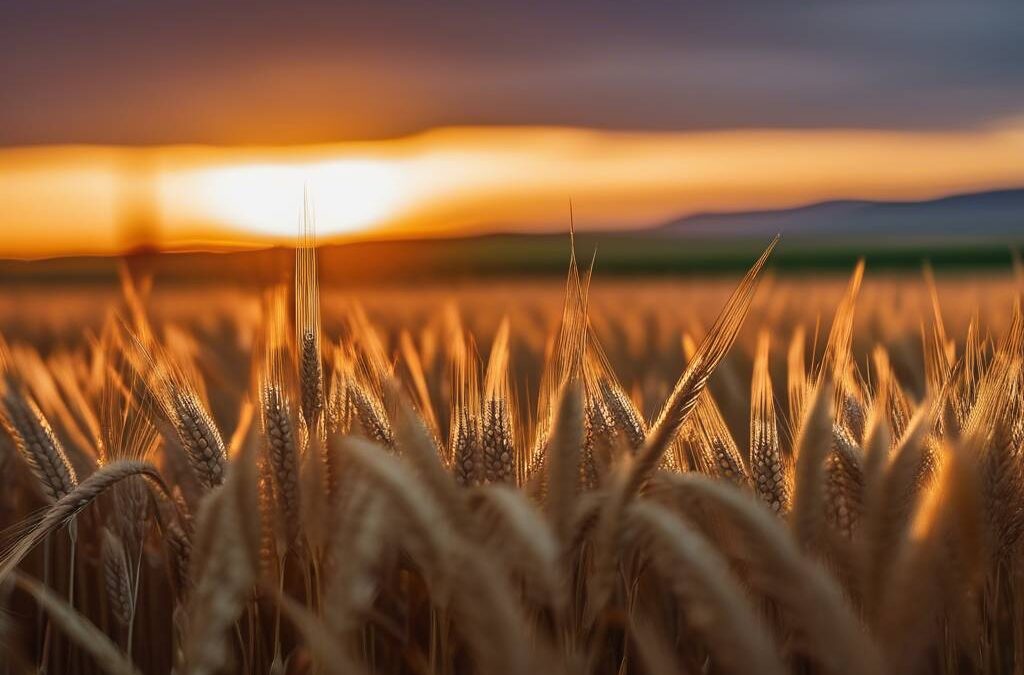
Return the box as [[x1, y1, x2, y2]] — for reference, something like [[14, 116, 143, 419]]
[[2, 1, 1023, 256]]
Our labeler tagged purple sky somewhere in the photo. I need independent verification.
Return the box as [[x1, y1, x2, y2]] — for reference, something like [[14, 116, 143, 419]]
[[2, 1, 1023, 146]]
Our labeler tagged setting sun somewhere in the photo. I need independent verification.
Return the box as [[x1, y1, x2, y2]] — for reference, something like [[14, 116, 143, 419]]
[[170, 158, 407, 238]]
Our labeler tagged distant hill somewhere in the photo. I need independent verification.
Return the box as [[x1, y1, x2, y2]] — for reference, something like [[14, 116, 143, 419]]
[[658, 188, 1024, 239], [3, 187, 1023, 282]]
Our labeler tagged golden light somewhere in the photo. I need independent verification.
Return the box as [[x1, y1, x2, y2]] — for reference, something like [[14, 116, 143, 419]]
[[2, 122, 1024, 257], [164, 158, 407, 239]]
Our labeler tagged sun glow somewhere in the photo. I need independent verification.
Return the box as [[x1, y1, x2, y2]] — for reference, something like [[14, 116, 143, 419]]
[[173, 159, 406, 238], [3, 123, 1024, 256]]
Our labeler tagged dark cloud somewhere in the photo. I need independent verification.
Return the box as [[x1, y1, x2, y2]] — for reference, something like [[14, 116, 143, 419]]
[[1, 0, 1022, 145]]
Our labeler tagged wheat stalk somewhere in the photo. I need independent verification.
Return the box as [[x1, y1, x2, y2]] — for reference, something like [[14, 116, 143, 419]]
[[629, 500, 788, 675], [13, 571, 142, 675], [296, 197, 324, 431], [184, 437, 260, 675], [641, 237, 776, 492], [658, 473, 885, 675], [0, 460, 167, 583]]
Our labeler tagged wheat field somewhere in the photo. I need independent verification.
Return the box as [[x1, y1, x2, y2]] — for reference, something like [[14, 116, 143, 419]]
[[1, 237, 1023, 675]]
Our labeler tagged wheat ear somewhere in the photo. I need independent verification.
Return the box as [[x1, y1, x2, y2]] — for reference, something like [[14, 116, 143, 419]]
[[790, 380, 834, 549], [545, 381, 585, 544], [0, 381, 78, 502], [640, 237, 776, 494], [659, 473, 885, 675], [629, 501, 788, 675], [750, 330, 791, 514], [296, 200, 324, 431]]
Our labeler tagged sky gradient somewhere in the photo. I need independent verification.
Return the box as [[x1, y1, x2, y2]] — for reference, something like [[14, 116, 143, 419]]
[[1, 1, 1022, 254], [4, 1, 1024, 144]]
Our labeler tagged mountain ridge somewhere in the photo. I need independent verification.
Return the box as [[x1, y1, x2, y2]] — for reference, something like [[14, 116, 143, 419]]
[[656, 187, 1024, 239]]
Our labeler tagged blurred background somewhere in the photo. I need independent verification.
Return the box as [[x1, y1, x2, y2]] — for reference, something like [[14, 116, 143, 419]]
[[1, 1, 1023, 276]]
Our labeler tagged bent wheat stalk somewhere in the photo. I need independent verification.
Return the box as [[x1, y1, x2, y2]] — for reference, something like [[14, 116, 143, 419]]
[[0, 461, 168, 583]]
